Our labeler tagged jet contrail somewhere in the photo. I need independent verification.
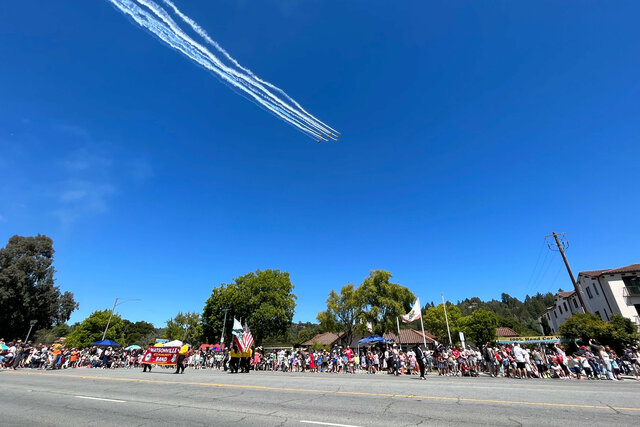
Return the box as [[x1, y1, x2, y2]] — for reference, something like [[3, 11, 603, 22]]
[[160, 0, 339, 138], [106, 0, 339, 141]]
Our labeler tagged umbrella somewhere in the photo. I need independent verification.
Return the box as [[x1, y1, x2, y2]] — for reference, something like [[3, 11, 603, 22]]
[[92, 339, 120, 347], [0, 343, 8, 350], [125, 345, 141, 350]]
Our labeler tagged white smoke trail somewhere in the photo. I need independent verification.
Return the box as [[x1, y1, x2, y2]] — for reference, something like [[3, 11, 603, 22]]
[[106, 0, 337, 141], [110, 0, 324, 139], [160, 0, 339, 137], [137, 0, 336, 139]]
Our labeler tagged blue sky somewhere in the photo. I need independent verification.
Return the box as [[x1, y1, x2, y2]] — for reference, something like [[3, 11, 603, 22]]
[[1, 1, 639, 328]]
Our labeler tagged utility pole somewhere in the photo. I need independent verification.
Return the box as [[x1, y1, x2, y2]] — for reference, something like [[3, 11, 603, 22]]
[[220, 308, 230, 344], [25, 320, 37, 342], [546, 232, 586, 311]]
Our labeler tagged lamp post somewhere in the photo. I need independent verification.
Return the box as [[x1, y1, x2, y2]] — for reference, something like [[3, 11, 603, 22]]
[[25, 320, 37, 342], [102, 298, 141, 340]]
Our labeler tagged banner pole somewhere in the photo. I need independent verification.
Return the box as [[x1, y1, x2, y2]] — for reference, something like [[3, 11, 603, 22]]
[[419, 315, 427, 349], [396, 317, 402, 348]]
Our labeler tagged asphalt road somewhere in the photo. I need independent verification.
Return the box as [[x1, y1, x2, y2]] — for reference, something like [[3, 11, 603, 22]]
[[2, 368, 640, 426]]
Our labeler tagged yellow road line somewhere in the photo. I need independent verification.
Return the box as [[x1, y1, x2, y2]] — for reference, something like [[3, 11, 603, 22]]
[[8, 371, 640, 412]]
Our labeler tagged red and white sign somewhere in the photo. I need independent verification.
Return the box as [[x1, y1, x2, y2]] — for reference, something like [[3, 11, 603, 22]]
[[141, 346, 181, 365]]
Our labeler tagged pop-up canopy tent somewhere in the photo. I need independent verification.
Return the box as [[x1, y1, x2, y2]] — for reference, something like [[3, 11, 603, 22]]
[[92, 339, 120, 347], [125, 345, 141, 350], [163, 340, 183, 347], [200, 344, 222, 351], [358, 335, 394, 345]]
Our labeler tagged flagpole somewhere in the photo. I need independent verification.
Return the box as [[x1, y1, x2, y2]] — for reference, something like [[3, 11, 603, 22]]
[[419, 315, 427, 349], [442, 293, 453, 346]]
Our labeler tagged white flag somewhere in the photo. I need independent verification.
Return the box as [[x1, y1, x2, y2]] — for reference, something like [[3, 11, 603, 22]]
[[401, 298, 421, 323]]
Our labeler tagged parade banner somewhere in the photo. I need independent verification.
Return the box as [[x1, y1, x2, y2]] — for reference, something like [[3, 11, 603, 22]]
[[142, 346, 181, 365], [496, 335, 577, 344], [155, 338, 169, 345]]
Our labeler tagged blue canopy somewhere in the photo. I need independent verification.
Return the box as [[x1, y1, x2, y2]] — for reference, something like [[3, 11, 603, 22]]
[[358, 335, 394, 344], [92, 339, 120, 347]]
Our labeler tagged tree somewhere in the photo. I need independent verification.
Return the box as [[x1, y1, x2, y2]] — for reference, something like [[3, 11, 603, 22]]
[[123, 320, 156, 346], [356, 270, 415, 335], [423, 303, 462, 344], [317, 283, 361, 346], [65, 310, 125, 348], [166, 312, 202, 344], [0, 235, 78, 339], [602, 314, 640, 353], [459, 309, 498, 345], [558, 313, 607, 343], [33, 323, 73, 345], [202, 269, 297, 345]]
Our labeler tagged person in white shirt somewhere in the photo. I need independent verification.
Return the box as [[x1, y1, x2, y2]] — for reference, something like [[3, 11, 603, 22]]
[[512, 344, 527, 379]]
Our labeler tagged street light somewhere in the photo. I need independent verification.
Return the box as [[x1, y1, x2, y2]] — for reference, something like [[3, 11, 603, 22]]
[[25, 320, 37, 342], [102, 298, 141, 340]]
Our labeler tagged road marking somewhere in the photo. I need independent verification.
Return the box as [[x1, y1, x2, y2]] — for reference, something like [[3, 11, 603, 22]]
[[300, 421, 361, 427], [75, 395, 126, 403], [11, 372, 640, 413]]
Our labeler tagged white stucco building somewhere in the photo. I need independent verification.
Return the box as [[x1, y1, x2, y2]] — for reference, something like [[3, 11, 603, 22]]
[[540, 291, 585, 334], [540, 263, 640, 333]]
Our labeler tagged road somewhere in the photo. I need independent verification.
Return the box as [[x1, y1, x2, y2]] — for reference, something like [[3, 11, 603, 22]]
[[2, 368, 640, 426]]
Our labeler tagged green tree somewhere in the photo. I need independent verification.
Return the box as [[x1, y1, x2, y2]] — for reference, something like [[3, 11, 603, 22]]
[[423, 303, 462, 344], [0, 235, 78, 339], [356, 270, 415, 335], [558, 313, 607, 342], [33, 323, 73, 345], [166, 312, 202, 344], [459, 308, 498, 345], [202, 269, 297, 345], [602, 314, 640, 353], [317, 283, 362, 346], [65, 310, 125, 348], [123, 320, 156, 346]]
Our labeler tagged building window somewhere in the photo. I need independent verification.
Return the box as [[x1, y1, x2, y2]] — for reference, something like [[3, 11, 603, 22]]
[[603, 308, 609, 321], [593, 284, 599, 295], [563, 302, 568, 311], [554, 311, 557, 319], [595, 311, 601, 320], [586, 286, 593, 299], [573, 299, 578, 309], [559, 305, 563, 314], [623, 276, 640, 296]]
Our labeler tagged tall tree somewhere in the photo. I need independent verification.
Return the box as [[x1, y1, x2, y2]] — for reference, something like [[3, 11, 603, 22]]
[[356, 270, 415, 335], [459, 308, 498, 345], [123, 320, 157, 346], [202, 269, 297, 345], [0, 235, 78, 339], [423, 303, 462, 344], [317, 283, 361, 346], [165, 312, 202, 344], [65, 310, 125, 348]]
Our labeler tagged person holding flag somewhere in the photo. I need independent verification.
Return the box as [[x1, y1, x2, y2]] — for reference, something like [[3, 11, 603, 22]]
[[402, 297, 427, 380], [240, 323, 254, 373]]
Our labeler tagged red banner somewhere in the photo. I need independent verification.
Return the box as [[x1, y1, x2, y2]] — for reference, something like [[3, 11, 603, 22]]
[[141, 346, 181, 365]]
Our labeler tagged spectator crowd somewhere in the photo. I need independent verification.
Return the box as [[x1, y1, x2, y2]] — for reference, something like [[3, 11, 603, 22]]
[[2, 337, 639, 382]]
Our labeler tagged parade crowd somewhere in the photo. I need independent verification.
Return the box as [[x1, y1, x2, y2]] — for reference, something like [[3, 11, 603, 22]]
[[2, 337, 639, 382]]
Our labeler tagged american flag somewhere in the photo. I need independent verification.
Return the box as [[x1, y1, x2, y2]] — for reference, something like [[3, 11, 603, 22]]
[[241, 324, 254, 352]]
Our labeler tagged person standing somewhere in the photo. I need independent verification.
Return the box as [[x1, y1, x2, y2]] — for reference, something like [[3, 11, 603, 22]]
[[175, 344, 189, 374], [414, 344, 426, 379]]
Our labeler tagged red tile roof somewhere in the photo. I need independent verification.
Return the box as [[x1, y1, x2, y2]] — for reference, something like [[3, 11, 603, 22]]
[[496, 327, 519, 337], [301, 332, 343, 347], [383, 329, 436, 344], [557, 291, 575, 298], [580, 264, 640, 277]]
